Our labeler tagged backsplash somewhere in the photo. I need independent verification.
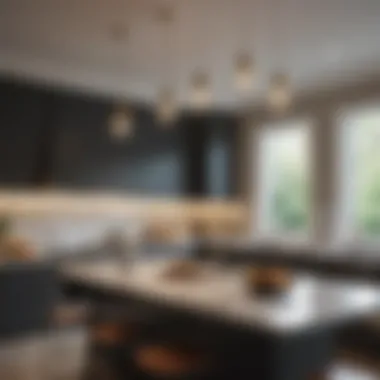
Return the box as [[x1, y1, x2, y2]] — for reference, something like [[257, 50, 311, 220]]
[[0, 190, 246, 256]]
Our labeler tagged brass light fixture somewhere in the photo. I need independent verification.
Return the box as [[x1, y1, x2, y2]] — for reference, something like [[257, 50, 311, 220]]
[[266, 2, 293, 113], [267, 73, 292, 112], [155, 1, 178, 127], [156, 88, 178, 126], [108, 106, 134, 141], [107, 0, 134, 141], [190, 71, 212, 110], [235, 53, 255, 92]]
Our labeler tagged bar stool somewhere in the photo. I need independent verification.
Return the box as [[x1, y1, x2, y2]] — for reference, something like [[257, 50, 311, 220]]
[[133, 342, 211, 380], [84, 319, 142, 380], [90, 321, 133, 345]]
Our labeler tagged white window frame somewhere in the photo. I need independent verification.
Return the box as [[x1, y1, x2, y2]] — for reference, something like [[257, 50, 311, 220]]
[[255, 118, 314, 244], [336, 103, 380, 249]]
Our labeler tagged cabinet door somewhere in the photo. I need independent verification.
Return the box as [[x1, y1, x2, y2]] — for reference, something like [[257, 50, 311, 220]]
[[205, 115, 237, 198], [183, 114, 238, 198], [51, 93, 185, 195], [0, 81, 46, 186], [50, 93, 111, 187]]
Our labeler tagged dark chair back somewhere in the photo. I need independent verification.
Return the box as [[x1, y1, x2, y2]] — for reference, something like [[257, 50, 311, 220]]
[[0, 263, 59, 340]]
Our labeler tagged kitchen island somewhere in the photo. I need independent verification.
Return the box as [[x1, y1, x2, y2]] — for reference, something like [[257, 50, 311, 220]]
[[61, 259, 380, 380]]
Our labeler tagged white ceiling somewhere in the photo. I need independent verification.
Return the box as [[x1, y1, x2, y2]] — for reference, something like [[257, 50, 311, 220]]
[[0, 0, 379, 108]]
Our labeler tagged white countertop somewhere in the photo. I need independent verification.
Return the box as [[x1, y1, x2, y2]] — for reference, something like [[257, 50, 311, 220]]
[[61, 259, 380, 335], [205, 238, 380, 264]]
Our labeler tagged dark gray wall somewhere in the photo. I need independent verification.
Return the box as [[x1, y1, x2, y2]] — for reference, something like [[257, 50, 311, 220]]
[[0, 76, 238, 198]]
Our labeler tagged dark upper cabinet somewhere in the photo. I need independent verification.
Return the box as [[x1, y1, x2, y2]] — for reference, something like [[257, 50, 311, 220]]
[[205, 115, 237, 197], [0, 80, 47, 186], [182, 116, 207, 196], [0, 77, 237, 197], [183, 114, 237, 198], [51, 93, 186, 195]]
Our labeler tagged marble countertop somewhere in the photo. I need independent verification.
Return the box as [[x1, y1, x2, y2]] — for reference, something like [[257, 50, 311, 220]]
[[61, 259, 380, 335]]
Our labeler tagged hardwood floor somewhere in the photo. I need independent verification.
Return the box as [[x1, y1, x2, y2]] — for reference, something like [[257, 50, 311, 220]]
[[0, 329, 378, 380], [0, 328, 87, 380]]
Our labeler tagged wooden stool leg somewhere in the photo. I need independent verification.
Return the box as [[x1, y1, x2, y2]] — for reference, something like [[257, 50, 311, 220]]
[[309, 374, 325, 380]]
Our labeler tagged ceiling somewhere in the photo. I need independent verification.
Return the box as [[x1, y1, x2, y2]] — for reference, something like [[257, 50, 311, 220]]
[[0, 0, 379, 109]]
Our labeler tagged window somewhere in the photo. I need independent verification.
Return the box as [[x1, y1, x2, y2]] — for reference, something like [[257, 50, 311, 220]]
[[258, 120, 312, 238], [341, 107, 380, 240]]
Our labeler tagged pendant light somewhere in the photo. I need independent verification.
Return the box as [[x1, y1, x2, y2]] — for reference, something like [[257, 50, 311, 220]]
[[108, 106, 134, 140], [156, 88, 178, 126], [235, 53, 256, 92], [267, 73, 292, 112], [155, 1, 178, 127], [108, 1, 134, 141], [233, 2, 258, 94], [188, 6, 212, 111], [190, 71, 211, 110], [267, 1, 293, 113]]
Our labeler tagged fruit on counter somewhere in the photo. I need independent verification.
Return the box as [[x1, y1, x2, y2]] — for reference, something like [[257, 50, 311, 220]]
[[161, 260, 202, 281], [246, 266, 292, 293], [0, 236, 35, 261]]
